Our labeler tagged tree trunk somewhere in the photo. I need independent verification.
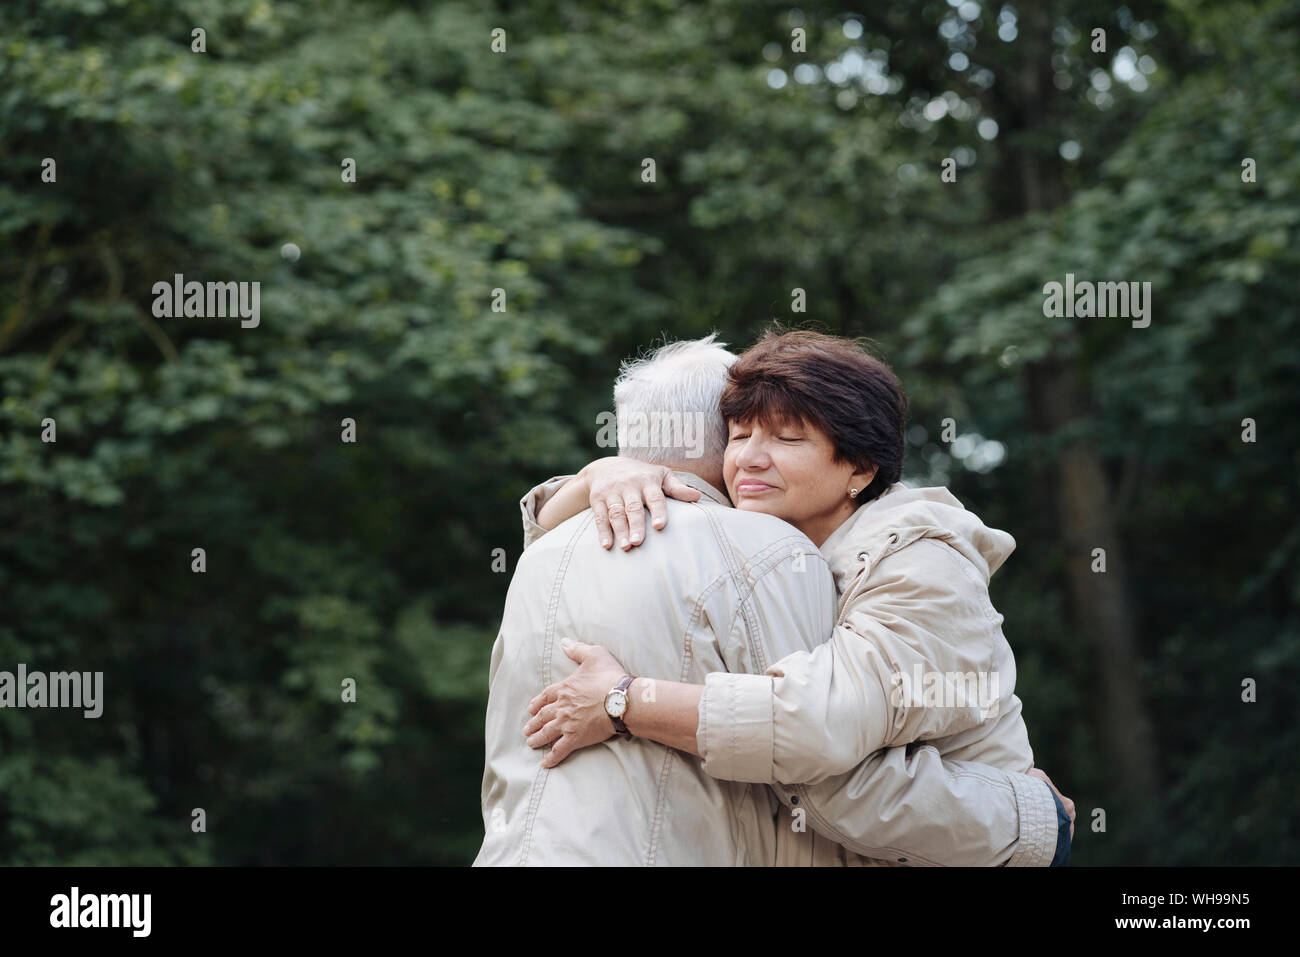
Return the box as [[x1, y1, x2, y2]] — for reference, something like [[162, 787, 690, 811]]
[[1026, 359, 1161, 803]]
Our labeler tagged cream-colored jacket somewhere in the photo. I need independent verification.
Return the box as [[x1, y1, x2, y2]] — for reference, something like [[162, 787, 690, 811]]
[[477, 473, 840, 865], [491, 474, 1058, 866]]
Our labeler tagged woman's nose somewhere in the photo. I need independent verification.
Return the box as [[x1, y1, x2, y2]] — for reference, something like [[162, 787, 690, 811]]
[[734, 436, 770, 469]]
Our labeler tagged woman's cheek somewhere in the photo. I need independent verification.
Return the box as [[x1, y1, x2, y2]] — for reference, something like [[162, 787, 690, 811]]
[[722, 465, 738, 498]]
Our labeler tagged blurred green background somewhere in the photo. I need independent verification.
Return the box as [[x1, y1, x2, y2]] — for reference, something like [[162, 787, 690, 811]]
[[1, 0, 1296, 865]]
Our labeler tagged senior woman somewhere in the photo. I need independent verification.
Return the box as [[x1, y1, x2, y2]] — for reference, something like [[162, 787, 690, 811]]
[[521, 330, 1073, 859]]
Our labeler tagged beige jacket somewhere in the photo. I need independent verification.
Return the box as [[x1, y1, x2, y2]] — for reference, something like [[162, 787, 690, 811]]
[[477, 473, 840, 865], [507, 474, 1059, 866], [698, 482, 1056, 865]]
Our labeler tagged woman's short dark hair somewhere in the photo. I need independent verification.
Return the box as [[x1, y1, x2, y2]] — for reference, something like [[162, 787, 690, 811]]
[[719, 329, 907, 504]]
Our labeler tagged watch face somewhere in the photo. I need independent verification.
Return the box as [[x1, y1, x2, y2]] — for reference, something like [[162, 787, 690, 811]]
[[606, 690, 628, 719]]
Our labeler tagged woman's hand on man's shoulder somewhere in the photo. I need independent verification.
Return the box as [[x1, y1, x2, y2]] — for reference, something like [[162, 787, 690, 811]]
[[578, 456, 701, 550]]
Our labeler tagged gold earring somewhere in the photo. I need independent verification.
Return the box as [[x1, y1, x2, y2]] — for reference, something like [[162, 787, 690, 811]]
[[849, 488, 859, 498]]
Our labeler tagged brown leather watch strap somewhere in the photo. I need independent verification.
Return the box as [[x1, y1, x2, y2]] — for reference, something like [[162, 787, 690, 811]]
[[608, 674, 635, 738]]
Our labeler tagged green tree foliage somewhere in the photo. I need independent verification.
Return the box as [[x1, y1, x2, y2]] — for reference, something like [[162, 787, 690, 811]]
[[2, 0, 653, 864]]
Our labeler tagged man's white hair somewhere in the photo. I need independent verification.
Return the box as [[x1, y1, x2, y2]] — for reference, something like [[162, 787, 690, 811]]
[[613, 333, 736, 469]]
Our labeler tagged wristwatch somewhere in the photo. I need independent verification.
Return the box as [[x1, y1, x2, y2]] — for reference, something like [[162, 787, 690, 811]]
[[604, 675, 636, 739]]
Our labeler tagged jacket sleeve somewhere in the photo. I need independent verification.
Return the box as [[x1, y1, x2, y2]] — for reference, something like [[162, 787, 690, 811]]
[[699, 538, 1000, 785], [519, 475, 577, 550], [773, 745, 1061, 867]]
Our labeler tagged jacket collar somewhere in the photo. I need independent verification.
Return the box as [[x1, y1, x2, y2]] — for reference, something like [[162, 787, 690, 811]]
[[819, 482, 1017, 595], [671, 471, 732, 507]]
